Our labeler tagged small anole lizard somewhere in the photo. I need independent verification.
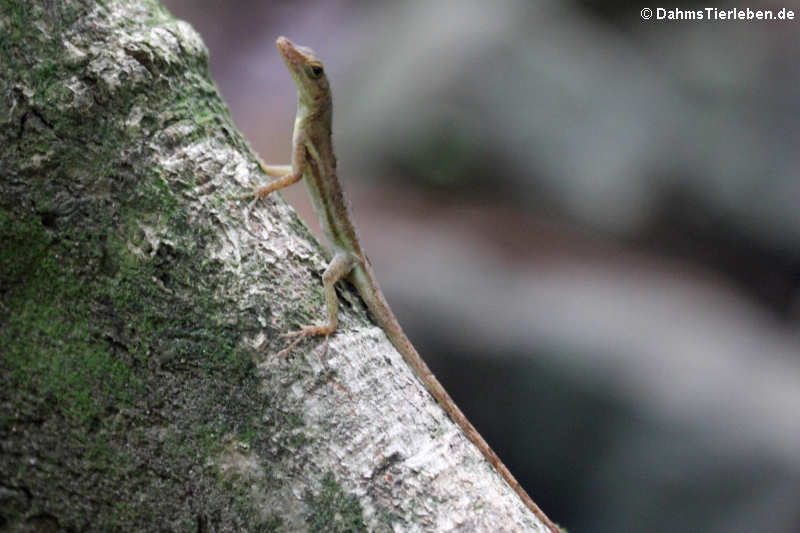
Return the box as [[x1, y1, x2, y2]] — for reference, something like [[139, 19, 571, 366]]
[[246, 36, 560, 533]]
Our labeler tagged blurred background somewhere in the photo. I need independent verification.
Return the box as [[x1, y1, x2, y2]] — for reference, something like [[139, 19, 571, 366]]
[[161, 1, 800, 531]]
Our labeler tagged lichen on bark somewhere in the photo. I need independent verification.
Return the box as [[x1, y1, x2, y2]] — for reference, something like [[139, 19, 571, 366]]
[[0, 0, 313, 530]]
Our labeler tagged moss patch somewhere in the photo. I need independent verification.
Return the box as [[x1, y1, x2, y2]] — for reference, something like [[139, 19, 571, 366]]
[[0, 0, 281, 530], [0, 210, 138, 424], [304, 472, 368, 533]]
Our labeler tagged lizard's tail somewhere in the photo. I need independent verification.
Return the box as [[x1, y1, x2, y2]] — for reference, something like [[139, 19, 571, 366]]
[[350, 263, 560, 533]]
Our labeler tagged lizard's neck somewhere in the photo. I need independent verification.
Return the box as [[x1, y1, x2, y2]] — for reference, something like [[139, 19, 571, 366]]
[[298, 94, 332, 125]]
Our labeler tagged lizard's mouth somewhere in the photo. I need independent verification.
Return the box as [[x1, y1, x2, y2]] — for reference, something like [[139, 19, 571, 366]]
[[276, 36, 294, 55], [276, 36, 304, 74]]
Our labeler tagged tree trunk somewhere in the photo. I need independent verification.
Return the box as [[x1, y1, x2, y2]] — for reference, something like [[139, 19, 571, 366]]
[[0, 1, 551, 531]]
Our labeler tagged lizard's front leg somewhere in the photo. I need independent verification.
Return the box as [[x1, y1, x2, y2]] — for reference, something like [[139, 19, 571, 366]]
[[238, 163, 298, 200], [243, 142, 307, 199], [249, 171, 301, 199], [278, 251, 357, 356], [258, 161, 292, 177]]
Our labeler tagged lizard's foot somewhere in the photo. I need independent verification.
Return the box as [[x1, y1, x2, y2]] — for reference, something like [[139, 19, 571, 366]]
[[237, 185, 273, 201], [284, 324, 336, 339], [276, 324, 335, 357], [237, 161, 294, 200]]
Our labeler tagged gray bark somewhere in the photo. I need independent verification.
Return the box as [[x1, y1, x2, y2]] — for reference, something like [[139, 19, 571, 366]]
[[0, 1, 551, 531]]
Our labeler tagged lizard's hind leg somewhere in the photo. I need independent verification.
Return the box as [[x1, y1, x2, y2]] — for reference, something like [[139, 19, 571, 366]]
[[277, 251, 356, 356]]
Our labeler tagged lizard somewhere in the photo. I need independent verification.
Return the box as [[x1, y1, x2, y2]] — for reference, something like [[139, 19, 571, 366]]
[[244, 36, 561, 533]]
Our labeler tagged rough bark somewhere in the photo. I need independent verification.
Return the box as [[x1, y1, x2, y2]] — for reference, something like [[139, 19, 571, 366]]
[[0, 1, 550, 531]]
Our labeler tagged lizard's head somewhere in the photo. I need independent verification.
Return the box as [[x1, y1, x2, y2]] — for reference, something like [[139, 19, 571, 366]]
[[276, 36, 330, 105]]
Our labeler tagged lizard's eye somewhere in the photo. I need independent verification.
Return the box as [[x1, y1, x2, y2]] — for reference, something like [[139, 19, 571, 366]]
[[307, 63, 324, 78]]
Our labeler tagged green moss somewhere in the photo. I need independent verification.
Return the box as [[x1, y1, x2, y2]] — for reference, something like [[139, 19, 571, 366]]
[[0, 210, 139, 424], [0, 1, 84, 71], [0, 0, 298, 528], [304, 472, 367, 533], [236, 424, 261, 448], [256, 516, 285, 532]]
